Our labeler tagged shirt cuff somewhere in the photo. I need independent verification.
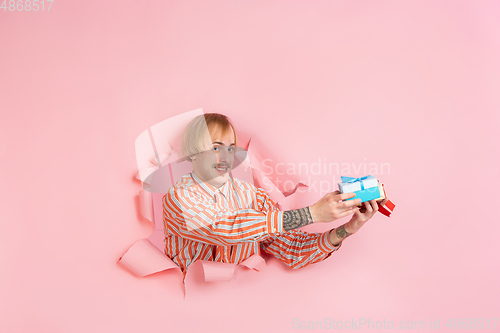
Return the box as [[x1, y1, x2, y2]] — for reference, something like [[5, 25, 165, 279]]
[[318, 230, 342, 254], [267, 211, 283, 234]]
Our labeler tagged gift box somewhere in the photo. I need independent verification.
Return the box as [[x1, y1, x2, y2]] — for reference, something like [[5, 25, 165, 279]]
[[338, 175, 384, 203]]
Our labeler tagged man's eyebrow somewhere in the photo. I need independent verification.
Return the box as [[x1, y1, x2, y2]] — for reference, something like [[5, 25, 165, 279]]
[[212, 141, 236, 146]]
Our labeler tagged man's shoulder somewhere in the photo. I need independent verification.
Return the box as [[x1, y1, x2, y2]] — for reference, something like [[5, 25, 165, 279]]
[[231, 178, 272, 199], [176, 173, 195, 186], [232, 177, 258, 192], [163, 174, 196, 197], [231, 177, 276, 208]]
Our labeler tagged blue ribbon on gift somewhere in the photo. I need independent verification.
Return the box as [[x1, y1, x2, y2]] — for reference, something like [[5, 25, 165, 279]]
[[341, 176, 371, 190]]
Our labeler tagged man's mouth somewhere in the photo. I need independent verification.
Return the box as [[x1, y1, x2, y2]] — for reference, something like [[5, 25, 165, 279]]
[[215, 165, 230, 172]]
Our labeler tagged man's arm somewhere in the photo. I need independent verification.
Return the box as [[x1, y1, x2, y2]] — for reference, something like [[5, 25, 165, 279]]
[[281, 189, 364, 231], [163, 188, 283, 246], [260, 199, 388, 270], [282, 207, 314, 231], [259, 211, 355, 271], [327, 198, 389, 246], [260, 229, 341, 269], [164, 185, 354, 247], [327, 223, 353, 246]]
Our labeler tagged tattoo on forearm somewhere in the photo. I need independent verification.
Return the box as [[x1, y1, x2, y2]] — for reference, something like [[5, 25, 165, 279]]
[[335, 224, 352, 240], [283, 207, 314, 231]]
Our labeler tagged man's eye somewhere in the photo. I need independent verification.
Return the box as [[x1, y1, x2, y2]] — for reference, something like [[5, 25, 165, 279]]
[[228, 147, 235, 152], [213, 146, 219, 151]]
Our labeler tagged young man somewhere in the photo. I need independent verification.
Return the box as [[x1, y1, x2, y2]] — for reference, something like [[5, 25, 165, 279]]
[[162, 113, 387, 277]]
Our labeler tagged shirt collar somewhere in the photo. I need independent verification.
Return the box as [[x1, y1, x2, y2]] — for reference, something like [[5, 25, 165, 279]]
[[190, 172, 233, 199]]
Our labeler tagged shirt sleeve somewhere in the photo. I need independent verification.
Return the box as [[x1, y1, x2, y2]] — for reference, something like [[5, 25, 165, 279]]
[[259, 229, 342, 269], [163, 186, 283, 246]]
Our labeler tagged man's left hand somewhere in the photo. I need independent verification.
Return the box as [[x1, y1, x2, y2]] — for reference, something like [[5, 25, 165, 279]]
[[345, 198, 388, 234]]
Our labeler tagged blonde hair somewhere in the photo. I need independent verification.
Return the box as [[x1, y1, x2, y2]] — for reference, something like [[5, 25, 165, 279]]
[[182, 113, 238, 161]]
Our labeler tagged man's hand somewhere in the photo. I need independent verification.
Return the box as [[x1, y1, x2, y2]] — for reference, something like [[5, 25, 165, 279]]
[[327, 197, 389, 246], [309, 190, 362, 223], [345, 198, 389, 234]]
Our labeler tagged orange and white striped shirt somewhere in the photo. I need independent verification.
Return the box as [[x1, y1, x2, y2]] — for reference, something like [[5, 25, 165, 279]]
[[162, 172, 341, 277]]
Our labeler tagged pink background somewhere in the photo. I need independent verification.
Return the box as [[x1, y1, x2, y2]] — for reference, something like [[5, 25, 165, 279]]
[[1, 1, 499, 332]]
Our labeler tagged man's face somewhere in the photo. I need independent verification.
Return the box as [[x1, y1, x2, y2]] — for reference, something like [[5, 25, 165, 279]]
[[191, 125, 236, 188]]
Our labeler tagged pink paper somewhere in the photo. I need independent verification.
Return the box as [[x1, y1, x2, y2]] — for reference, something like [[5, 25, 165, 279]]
[[118, 239, 178, 277], [200, 261, 236, 282]]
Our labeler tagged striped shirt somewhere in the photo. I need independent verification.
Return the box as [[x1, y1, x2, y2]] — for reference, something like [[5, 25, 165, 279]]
[[162, 172, 341, 277]]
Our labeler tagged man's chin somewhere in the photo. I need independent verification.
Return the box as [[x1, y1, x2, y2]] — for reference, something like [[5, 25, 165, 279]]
[[207, 173, 228, 188], [215, 172, 229, 179]]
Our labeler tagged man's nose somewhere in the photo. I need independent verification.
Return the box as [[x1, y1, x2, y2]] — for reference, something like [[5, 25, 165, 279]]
[[216, 147, 232, 163]]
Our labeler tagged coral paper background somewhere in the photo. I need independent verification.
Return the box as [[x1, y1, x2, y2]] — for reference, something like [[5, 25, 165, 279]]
[[1, 1, 499, 332]]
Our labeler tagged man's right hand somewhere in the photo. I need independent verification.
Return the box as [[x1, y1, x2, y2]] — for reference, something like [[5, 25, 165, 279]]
[[309, 190, 362, 223]]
